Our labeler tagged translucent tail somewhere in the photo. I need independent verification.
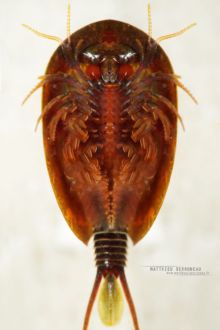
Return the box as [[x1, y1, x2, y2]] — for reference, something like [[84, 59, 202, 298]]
[[83, 268, 140, 330]]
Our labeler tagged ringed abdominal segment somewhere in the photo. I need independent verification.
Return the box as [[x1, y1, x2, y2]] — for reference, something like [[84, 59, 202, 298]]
[[25, 18, 196, 330]]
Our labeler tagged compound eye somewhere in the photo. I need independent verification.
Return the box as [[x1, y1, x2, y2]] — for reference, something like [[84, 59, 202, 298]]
[[85, 64, 101, 80]]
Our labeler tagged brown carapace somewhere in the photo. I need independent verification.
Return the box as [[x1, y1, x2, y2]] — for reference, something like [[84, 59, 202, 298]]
[[23, 4, 196, 330]]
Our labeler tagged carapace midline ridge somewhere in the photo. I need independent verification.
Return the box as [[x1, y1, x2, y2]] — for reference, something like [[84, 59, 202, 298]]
[[23, 3, 197, 330]]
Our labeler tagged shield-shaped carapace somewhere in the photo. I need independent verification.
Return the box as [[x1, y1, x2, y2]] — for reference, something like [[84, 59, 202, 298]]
[[23, 4, 196, 330]]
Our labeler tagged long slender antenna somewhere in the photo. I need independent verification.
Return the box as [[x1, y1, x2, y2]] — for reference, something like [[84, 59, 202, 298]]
[[119, 271, 140, 330], [148, 3, 152, 37], [83, 271, 103, 330], [22, 24, 62, 43], [156, 23, 196, 43], [67, 2, 71, 39]]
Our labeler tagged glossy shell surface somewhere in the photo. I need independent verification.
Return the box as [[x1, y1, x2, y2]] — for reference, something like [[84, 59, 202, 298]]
[[42, 20, 177, 244]]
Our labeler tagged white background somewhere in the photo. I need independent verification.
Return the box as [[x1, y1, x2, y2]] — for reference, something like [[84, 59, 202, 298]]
[[0, 0, 219, 329]]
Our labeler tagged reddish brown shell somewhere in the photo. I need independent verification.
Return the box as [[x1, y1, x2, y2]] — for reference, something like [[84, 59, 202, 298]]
[[42, 20, 177, 244]]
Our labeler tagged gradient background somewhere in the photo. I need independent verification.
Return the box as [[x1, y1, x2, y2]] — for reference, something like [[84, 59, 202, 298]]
[[0, 0, 219, 329]]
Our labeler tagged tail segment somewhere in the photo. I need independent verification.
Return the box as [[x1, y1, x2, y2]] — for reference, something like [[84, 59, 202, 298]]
[[83, 230, 140, 330]]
